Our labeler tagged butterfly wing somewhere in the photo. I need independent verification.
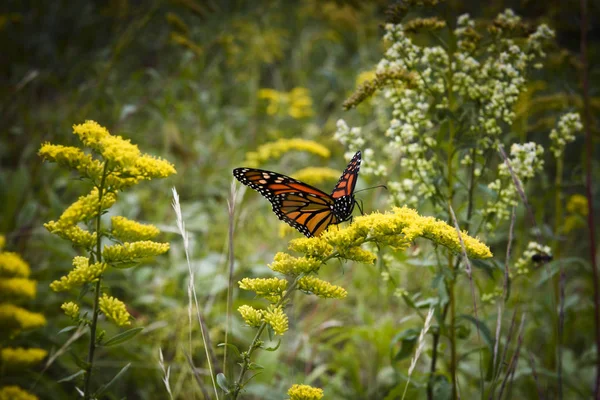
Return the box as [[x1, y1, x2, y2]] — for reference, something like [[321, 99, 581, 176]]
[[233, 168, 338, 237], [331, 151, 361, 199]]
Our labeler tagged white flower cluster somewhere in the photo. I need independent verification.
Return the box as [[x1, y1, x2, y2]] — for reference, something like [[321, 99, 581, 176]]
[[549, 112, 582, 158], [334, 120, 386, 176], [513, 241, 552, 276], [453, 11, 555, 142], [486, 142, 544, 225]]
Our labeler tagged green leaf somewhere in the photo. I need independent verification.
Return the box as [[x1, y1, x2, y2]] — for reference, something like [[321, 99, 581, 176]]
[[94, 363, 131, 398], [457, 314, 493, 349], [70, 351, 90, 370], [110, 261, 140, 269], [58, 325, 78, 334], [216, 372, 230, 393], [103, 327, 144, 347], [218, 342, 241, 358], [390, 328, 420, 362], [431, 374, 452, 400], [247, 362, 264, 371], [58, 369, 85, 383], [263, 340, 281, 351]]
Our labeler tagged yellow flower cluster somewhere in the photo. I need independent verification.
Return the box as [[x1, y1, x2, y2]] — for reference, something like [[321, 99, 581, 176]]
[[38, 143, 102, 180], [298, 276, 347, 299], [320, 207, 492, 260], [566, 194, 588, 216], [269, 253, 322, 276], [50, 257, 107, 292], [243, 138, 330, 168], [238, 277, 288, 303], [1, 347, 47, 370], [292, 167, 342, 187], [61, 301, 80, 319], [99, 294, 131, 327], [111, 216, 160, 242], [237, 305, 263, 327], [288, 237, 333, 260], [0, 304, 46, 337], [258, 87, 314, 119], [0, 386, 38, 400], [287, 384, 324, 400], [262, 305, 288, 335], [0, 278, 36, 300], [103, 241, 170, 264], [0, 238, 46, 340], [0, 252, 31, 278]]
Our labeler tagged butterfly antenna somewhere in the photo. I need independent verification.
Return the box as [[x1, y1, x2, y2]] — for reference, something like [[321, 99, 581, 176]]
[[354, 184, 388, 195]]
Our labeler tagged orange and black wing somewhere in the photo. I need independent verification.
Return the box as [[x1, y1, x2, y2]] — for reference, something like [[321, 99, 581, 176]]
[[233, 168, 338, 237], [331, 151, 361, 199]]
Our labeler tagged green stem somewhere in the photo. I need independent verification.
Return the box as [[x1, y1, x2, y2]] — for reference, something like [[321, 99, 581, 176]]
[[83, 162, 109, 399]]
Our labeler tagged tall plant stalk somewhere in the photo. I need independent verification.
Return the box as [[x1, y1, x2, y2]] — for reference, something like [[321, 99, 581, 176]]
[[83, 162, 109, 399]]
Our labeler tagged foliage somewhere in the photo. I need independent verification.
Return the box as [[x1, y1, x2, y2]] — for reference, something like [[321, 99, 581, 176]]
[[0, 0, 598, 399]]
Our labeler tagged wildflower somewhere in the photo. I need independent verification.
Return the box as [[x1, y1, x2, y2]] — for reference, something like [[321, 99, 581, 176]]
[[238, 305, 263, 327], [566, 194, 588, 216], [43, 224, 96, 249], [292, 167, 341, 187], [61, 302, 80, 320], [50, 257, 107, 292], [549, 112, 582, 158], [238, 277, 288, 303], [103, 241, 170, 264], [0, 278, 36, 300], [287, 384, 324, 400], [1, 347, 47, 370], [0, 304, 46, 335], [338, 246, 377, 264], [403, 17, 446, 34], [258, 87, 313, 119], [38, 144, 103, 180], [0, 386, 38, 400], [513, 242, 552, 277], [262, 305, 288, 335], [243, 138, 330, 168], [269, 253, 323, 276], [298, 276, 347, 299], [99, 294, 131, 327], [288, 237, 334, 259], [0, 251, 30, 278], [111, 216, 160, 242]]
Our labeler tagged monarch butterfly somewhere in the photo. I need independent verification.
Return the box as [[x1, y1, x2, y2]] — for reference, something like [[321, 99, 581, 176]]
[[233, 151, 361, 237]]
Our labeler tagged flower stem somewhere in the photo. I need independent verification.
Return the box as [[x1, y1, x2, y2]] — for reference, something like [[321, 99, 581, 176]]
[[83, 162, 109, 399]]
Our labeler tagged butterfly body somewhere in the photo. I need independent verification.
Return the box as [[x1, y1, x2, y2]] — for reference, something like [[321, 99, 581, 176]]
[[233, 151, 361, 237]]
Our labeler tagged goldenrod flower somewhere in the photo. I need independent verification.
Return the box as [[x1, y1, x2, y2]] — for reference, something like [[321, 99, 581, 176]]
[[566, 194, 588, 216], [238, 277, 288, 303], [292, 167, 342, 187], [0, 304, 46, 335], [99, 294, 131, 327], [288, 237, 334, 259], [269, 253, 322, 276], [128, 154, 177, 180], [243, 138, 330, 168], [0, 385, 38, 400], [287, 383, 324, 400], [0, 235, 4, 250], [43, 224, 97, 249], [111, 216, 160, 242], [237, 305, 263, 327], [103, 241, 170, 264], [338, 247, 377, 264], [0, 278, 36, 300], [50, 257, 107, 292], [44, 187, 117, 229], [72, 120, 111, 151], [1, 347, 47, 370], [38, 143, 103, 179], [0, 252, 30, 278], [258, 87, 313, 119], [298, 276, 347, 299], [61, 302, 80, 320], [262, 305, 288, 335]]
